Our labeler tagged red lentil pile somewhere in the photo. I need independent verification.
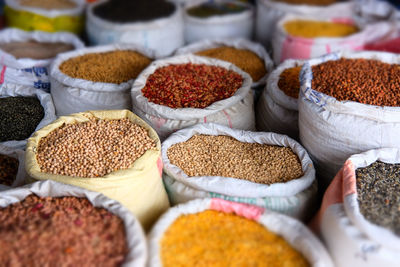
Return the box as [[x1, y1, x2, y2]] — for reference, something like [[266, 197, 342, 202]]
[[0, 195, 127, 266], [311, 58, 400, 106], [36, 118, 156, 178], [0, 154, 19, 186], [278, 66, 302, 98], [142, 63, 243, 108]]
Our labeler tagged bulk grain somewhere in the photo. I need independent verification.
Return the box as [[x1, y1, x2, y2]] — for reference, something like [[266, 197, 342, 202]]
[[278, 66, 302, 98], [0, 195, 128, 266], [19, 0, 77, 9], [0, 40, 75, 60], [160, 210, 310, 267], [187, 1, 249, 18], [356, 161, 400, 236], [0, 97, 44, 142], [167, 135, 303, 184], [50, 44, 155, 115], [0, 154, 18, 186], [26, 110, 170, 229], [284, 20, 359, 38], [162, 123, 317, 221], [273, 0, 337, 5], [142, 63, 243, 108], [148, 198, 334, 267], [59, 50, 152, 84], [93, 0, 175, 23], [196, 46, 267, 82]]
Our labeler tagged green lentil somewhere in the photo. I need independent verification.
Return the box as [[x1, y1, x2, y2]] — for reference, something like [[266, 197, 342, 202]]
[[356, 161, 400, 236], [0, 97, 44, 142]]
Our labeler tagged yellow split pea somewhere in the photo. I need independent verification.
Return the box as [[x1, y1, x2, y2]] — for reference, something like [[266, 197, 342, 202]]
[[161, 210, 310, 267], [284, 20, 359, 38]]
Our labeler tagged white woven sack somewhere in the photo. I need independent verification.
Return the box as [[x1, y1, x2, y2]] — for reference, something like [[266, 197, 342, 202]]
[[256, 59, 304, 139], [0, 84, 56, 149], [183, 0, 254, 44], [5, 0, 85, 18], [0, 28, 84, 92], [50, 44, 157, 116], [175, 37, 274, 88], [0, 145, 25, 191], [299, 51, 400, 190], [255, 0, 354, 48], [343, 148, 400, 252], [353, 0, 400, 25], [272, 14, 396, 64], [161, 123, 317, 221], [0, 180, 147, 267], [148, 198, 334, 267], [131, 54, 255, 141], [86, 0, 184, 57]]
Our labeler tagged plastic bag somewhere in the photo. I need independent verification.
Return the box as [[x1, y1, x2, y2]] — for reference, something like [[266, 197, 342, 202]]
[[25, 110, 170, 230]]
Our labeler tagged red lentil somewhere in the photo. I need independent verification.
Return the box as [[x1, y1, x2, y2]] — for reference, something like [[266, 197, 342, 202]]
[[0, 195, 128, 266], [142, 63, 243, 108], [311, 58, 400, 106], [278, 66, 302, 98], [0, 154, 19, 186], [161, 210, 310, 267]]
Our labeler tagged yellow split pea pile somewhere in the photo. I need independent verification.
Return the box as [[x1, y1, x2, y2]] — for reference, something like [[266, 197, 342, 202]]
[[60, 50, 152, 84], [161, 210, 310, 267], [167, 135, 303, 184], [36, 118, 156, 178]]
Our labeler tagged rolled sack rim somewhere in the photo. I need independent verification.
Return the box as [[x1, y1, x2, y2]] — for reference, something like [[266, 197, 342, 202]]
[[5, 0, 86, 18]]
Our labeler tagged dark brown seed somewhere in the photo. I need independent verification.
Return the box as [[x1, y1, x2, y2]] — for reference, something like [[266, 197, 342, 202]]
[[0, 154, 19, 186]]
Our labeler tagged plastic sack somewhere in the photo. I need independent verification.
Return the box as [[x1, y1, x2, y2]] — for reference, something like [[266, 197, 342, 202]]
[[256, 59, 304, 139], [0, 145, 25, 191], [299, 50, 400, 190], [183, 0, 254, 44], [0, 180, 147, 266], [272, 14, 396, 64], [86, 0, 184, 57], [311, 148, 400, 267], [0, 83, 56, 149], [148, 198, 334, 267], [25, 110, 170, 230], [50, 44, 157, 116], [353, 0, 400, 25], [175, 38, 274, 88], [4, 0, 86, 34], [162, 123, 317, 221], [131, 54, 255, 141], [0, 28, 84, 92], [255, 0, 354, 48]]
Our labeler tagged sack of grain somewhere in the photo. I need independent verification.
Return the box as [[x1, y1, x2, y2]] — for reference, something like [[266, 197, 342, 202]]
[[4, 0, 86, 34], [0, 180, 147, 266], [0, 145, 25, 191], [183, 0, 254, 44], [162, 123, 317, 221], [149, 198, 333, 266], [256, 59, 305, 139], [310, 148, 400, 267], [131, 54, 255, 141], [25, 109, 169, 230], [0, 28, 84, 92], [299, 50, 400, 190], [86, 0, 184, 57], [0, 84, 56, 149], [272, 14, 395, 64], [175, 38, 274, 88], [255, 0, 354, 48], [50, 44, 156, 116]]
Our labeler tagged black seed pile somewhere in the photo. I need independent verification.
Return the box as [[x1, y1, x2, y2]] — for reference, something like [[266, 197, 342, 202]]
[[0, 97, 44, 142], [0, 154, 19, 186], [93, 0, 176, 23], [356, 161, 400, 236]]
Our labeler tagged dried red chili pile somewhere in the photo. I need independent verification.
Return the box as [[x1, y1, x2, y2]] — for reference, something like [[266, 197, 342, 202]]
[[142, 63, 243, 108], [0, 154, 19, 186], [0, 195, 128, 266], [311, 58, 400, 106]]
